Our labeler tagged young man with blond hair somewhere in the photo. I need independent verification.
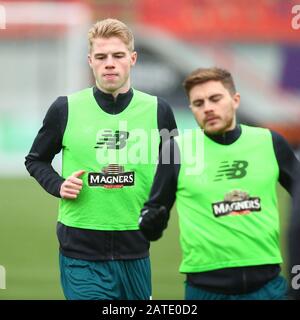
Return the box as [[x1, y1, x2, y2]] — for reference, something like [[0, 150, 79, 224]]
[[139, 67, 300, 300], [25, 18, 177, 300]]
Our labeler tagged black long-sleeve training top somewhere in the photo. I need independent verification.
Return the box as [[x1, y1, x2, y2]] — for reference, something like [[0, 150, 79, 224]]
[[25, 87, 178, 261], [144, 124, 300, 295]]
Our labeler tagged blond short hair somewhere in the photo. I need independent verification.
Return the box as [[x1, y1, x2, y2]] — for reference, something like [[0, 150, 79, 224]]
[[183, 67, 237, 98], [88, 18, 134, 52]]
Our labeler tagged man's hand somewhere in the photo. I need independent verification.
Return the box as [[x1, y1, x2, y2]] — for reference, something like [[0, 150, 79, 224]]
[[60, 170, 85, 199], [139, 206, 169, 241]]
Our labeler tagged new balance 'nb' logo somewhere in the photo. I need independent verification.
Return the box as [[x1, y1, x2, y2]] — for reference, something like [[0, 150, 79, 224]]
[[95, 130, 129, 150], [214, 160, 248, 181]]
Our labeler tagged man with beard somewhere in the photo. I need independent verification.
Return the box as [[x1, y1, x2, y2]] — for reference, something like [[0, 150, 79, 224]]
[[139, 67, 300, 300]]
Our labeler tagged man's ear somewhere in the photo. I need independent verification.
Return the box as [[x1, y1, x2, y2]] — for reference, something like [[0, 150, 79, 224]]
[[131, 51, 137, 67], [233, 92, 241, 110], [88, 54, 92, 68]]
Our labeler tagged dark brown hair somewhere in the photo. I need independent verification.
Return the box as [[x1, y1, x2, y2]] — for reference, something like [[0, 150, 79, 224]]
[[183, 67, 236, 97]]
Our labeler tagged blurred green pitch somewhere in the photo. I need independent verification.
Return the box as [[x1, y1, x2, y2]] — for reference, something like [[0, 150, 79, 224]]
[[0, 178, 290, 300]]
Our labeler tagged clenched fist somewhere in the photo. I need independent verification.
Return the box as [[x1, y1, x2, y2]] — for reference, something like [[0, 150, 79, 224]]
[[139, 206, 169, 241]]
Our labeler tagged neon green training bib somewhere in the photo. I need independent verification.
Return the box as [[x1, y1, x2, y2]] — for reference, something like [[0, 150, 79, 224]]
[[58, 88, 160, 231], [176, 125, 281, 273]]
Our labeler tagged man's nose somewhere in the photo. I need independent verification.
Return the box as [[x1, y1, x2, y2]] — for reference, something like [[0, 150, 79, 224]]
[[203, 101, 214, 113], [105, 55, 115, 68]]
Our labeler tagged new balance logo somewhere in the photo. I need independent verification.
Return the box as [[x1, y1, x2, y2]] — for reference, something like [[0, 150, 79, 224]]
[[95, 130, 129, 150], [214, 160, 248, 181]]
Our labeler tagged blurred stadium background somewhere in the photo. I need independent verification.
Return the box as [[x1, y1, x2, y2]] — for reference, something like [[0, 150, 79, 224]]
[[0, 0, 299, 299]]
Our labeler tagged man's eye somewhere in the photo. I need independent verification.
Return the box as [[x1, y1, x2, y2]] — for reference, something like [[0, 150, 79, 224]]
[[96, 56, 105, 60], [211, 97, 221, 102], [193, 102, 203, 107]]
